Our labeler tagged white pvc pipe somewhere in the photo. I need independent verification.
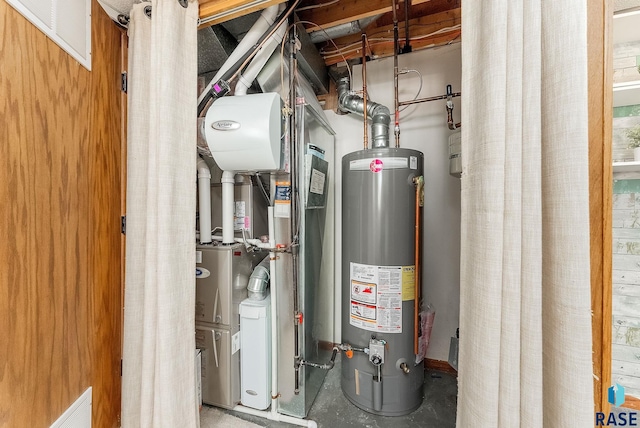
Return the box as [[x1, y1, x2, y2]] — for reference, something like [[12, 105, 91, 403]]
[[268, 207, 275, 248], [232, 404, 317, 428], [197, 157, 212, 244], [235, 20, 287, 96], [197, 5, 281, 105], [221, 171, 235, 244]]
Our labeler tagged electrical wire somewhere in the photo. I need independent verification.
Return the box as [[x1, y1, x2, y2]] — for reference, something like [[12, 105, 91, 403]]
[[227, 0, 301, 84], [320, 25, 460, 56], [295, 20, 353, 82], [277, 19, 353, 109], [398, 69, 423, 112], [296, 0, 339, 12], [320, 24, 461, 59]]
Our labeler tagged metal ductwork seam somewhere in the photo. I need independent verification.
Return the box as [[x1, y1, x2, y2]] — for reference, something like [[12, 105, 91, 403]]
[[308, 15, 381, 44], [247, 255, 271, 300]]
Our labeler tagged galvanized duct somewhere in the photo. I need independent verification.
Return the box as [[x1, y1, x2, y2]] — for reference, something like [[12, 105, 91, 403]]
[[247, 255, 271, 300], [308, 15, 380, 44], [337, 77, 390, 148]]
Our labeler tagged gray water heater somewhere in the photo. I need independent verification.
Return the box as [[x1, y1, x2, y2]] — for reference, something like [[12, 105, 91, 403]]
[[341, 147, 424, 416]]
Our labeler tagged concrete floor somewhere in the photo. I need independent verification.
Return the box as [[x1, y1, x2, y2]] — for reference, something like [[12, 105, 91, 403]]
[[220, 356, 458, 428]]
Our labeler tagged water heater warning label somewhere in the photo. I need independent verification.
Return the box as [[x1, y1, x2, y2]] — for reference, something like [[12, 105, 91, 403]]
[[350, 262, 403, 333]]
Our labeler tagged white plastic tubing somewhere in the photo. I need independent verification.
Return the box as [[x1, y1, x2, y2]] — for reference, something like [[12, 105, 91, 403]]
[[221, 170, 235, 244], [235, 8, 287, 95], [197, 4, 282, 105], [197, 157, 212, 244]]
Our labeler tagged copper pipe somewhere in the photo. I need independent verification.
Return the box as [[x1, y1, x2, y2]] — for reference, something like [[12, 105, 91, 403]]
[[413, 176, 424, 355], [399, 92, 461, 107], [403, 0, 411, 53], [362, 34, 368, 150]]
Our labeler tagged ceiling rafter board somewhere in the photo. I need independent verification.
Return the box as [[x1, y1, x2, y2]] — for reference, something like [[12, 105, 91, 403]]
[[323, 29, 460, 65], [374, 0, 460, 27], [321, 7, 460, 64], [298, 0, 431, 33], [198, 0, 286, 28]]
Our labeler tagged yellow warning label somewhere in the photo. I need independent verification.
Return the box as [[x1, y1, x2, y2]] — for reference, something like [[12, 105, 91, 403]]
[[402, 265, 415, 301]]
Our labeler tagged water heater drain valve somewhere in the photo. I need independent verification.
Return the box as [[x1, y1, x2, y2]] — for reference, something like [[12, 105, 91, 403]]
[[369, 339, 386, 366]]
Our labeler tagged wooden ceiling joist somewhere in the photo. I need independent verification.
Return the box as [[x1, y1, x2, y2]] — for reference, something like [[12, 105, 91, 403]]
[[375, 0, 460, 27], [297, 0, 431, 33], [198, 0, 286, 28], [321, 7, 460, 66]]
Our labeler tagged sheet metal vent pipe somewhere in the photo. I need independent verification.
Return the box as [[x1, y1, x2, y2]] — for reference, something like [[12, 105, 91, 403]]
[[337, 77, 391, 149]]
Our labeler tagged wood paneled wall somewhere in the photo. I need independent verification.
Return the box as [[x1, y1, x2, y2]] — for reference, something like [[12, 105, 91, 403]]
[[0, 2, 123, 426], [588, 0, 613, 415]]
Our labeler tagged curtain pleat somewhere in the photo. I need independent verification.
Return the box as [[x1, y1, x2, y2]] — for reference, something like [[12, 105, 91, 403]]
[[458, 1, 593, 426], [122, 1, 199, 426]]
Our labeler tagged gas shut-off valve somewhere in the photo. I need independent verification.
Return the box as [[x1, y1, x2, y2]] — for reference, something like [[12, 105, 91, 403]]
[[369, 338, 386, 366]]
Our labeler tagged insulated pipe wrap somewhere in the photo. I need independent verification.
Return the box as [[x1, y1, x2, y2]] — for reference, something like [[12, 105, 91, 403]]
[[337, 77, 390, 148]]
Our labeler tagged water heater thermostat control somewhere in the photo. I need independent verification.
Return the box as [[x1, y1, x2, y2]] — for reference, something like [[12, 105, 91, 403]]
[[369, 339, 386, 366]]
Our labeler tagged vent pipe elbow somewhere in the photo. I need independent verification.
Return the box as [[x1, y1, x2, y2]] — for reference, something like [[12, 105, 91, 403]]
[[337, 77, 390, 148], [369, 104, 390, 148], [247, 255, 271, 300]]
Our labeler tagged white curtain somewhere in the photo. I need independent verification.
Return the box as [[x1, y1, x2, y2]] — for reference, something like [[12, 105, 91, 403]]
[[122, 1, 199, 426], [458, 1, 593, 427]]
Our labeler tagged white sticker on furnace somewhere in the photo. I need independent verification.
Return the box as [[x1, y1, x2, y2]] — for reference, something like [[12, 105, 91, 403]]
[[310, 169, 325, 195], [234, 201, 246, 230], [349, 262, 403, 333]]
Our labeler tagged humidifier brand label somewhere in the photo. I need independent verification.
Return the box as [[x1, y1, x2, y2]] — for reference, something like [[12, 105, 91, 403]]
[[211, 120, 240, 131], [350, 262, 403, 333]]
